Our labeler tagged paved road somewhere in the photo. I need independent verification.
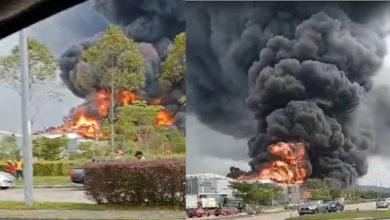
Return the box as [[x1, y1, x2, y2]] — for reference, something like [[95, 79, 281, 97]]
[[0, 209, 185, 219], [209, 202, 377, 220], [0, 187, 92, 203]]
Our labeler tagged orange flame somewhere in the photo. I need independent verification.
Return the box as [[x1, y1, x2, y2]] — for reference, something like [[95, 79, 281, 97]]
[[47, 89, 175, 139], [118, 90, 138, 106], [238, 141, 308, 184], [156, 110, 173, 126], [151, 98, 162, 105]]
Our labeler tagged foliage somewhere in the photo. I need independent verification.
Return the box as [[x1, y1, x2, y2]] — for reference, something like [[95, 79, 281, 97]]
[[101, 100, 185, 155], [0, 160, 85, 176], [80, 26, 146, 92], [179, 95, 186, 107], [0, 38, 62, 126], [303, 178, 343, 200], [84, 159, 185, 205], [33, 136, 69, 160], [0, 135, 20, 159], [69, 142, 113, 160], [0, 38, 58, 89], [230, 181, 282, 204], [79, 26, 146, 147], [159, 32, 186, 90]]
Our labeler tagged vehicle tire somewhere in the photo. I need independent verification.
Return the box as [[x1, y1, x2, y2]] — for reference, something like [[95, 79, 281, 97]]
[[197, 213, 202, 218], [299, 213, 304, 216], [215, 214, 219, 217], [0, 187, 8, 190]]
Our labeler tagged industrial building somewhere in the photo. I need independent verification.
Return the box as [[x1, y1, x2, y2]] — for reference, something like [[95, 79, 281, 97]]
[[186, 173, 303, 208], [186, 173, 236, 208]]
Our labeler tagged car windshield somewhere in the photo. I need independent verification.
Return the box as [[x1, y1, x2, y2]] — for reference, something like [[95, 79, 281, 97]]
[[303, 201, 318, 205]]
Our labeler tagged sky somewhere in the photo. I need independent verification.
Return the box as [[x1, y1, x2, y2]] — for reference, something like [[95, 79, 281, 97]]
[[186, 13, 390, 188], [0, 1, 107, 134]]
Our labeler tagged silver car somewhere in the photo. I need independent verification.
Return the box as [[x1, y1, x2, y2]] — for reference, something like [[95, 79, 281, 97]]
[[376, 198, 390, 208], [298, 200, 328, 215], [0, 171, 15, 189]]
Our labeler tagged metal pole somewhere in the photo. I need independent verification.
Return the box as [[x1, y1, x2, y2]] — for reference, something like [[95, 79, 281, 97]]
[[19, 29, 34, 205]]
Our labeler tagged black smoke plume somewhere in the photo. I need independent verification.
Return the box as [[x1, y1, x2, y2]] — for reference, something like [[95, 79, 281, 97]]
[[188, 1, 390, 187], [59, 0, 185, 131]]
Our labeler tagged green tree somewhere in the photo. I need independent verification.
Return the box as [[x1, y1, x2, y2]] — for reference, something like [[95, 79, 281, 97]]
[[159, 32, 186, 90], [69, 141, 113, 160], [230, 181, 282, 205], [0, 38, 61, 128], [79, 26, 146, 148], [304, 178, 333, 200], [0, 135, 19, 159], [33, 136, 69, 160], [101, 100, 185, 155]]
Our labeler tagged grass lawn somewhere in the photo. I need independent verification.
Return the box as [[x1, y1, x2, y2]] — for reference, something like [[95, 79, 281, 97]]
[[0, 201, 184, 211], [287, 210, 390, 220], [15, 176, 72, 186]]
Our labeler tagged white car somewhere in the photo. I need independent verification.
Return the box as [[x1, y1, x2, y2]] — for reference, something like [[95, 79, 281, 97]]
[[0, 171, 15, 189]]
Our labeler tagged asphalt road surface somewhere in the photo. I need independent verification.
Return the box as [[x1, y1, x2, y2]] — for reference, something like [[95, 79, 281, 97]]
[[209, 202, 377, 220], [0, 187, 92, 203]]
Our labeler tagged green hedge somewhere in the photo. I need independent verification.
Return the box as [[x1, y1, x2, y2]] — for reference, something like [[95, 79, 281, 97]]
[[0, 160, 86, 176], [85, 159, 185, 205]]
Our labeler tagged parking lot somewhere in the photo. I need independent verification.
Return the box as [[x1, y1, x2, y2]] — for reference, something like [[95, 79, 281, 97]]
[[187, 202, 377, 220]]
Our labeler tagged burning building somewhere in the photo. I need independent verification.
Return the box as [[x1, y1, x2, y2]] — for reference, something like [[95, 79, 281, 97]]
[[187, 1, 390, 189], [42, 0, 185, 139]]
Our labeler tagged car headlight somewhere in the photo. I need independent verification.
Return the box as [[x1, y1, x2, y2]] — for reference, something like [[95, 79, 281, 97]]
[[309, 205, 317, 209]]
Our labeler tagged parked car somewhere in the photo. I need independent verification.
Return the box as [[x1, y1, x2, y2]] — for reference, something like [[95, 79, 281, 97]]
[[323, 200, 344, 212], [376, 198, 390, 208], [69, 166, 84, 184], [188, 208, 210, 218], [298, 200, 327, 215], [0, 171, 15, 189], [214, 207, 238, 216], [69, 158, 105, 184]]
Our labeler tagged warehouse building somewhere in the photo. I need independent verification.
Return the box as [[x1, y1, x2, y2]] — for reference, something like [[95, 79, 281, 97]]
[[186, 173, 236, 208]]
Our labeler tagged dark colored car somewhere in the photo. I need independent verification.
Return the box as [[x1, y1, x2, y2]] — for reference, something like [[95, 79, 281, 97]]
[[323, 200, 344, 212], [69, 158, 105, 184], [214, 207, 238, 216], [69, 166, 84, 184], [188, 208, 210, 218], [298, 200, 328, 215]]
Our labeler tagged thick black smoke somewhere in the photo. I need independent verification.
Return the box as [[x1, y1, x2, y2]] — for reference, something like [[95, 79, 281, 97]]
[[59, 0, 185, 131], [187, 1, 389, 187]]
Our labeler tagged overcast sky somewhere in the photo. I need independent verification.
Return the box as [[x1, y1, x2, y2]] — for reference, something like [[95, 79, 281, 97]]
[[0, 1, 106, 134]]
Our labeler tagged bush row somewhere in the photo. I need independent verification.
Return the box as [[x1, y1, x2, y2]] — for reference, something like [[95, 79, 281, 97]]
[[0, 160, 85, 176], [84, 159, 185, 206]]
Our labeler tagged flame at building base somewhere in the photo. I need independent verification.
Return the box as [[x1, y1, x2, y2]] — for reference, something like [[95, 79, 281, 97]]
[[238, 141, 309, 184], [45, 89, 174, 139]]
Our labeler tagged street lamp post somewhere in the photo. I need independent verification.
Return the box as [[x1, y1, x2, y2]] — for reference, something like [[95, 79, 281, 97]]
[[351, 164, 356, 201], [19, 29, 34, 205]]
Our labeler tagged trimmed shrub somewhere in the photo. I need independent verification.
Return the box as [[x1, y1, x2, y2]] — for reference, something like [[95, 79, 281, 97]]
[[84, 159, 185, 206]]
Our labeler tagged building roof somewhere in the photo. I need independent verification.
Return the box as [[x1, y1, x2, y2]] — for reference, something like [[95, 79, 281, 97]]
[[33, 132, 82, 139], [186, 173, 235, 180], [0, 130, 21, 137]]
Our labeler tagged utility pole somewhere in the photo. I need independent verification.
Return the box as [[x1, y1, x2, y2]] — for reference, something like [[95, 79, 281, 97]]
[[19, 29, 34, 205]]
